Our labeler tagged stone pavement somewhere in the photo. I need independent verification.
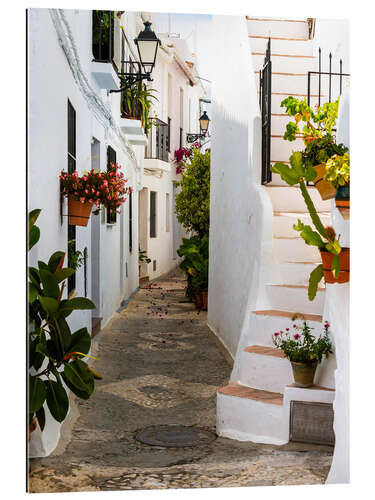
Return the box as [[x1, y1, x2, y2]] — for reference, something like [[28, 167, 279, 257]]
[[29, 267, 333, 493]]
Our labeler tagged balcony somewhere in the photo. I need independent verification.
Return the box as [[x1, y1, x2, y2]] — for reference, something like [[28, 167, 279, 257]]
[[91, 10, 119, 91]]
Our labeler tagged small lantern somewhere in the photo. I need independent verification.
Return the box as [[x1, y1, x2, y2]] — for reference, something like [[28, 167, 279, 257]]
[[134, 21, 161, 74], [199, 111, 210, 135]]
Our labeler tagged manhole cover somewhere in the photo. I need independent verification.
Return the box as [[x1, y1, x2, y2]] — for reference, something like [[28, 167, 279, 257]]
[[135, 425, 217, 448]]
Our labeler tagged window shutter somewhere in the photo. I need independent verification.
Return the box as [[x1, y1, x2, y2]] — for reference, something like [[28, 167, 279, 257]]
[[150, 191, 156, 238], [106, 146, 117, 224]]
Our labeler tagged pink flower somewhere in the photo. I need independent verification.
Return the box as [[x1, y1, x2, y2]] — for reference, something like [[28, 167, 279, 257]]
[[80, 197, 85, 203], [82, 176, 88, 181], [84, 189, 89, 194], [293, 324, 297, 328], [274, 332, 279, 337], [286, 328, 289, 331], [73, 171, 78, 177], [294, 333, 301, 340]]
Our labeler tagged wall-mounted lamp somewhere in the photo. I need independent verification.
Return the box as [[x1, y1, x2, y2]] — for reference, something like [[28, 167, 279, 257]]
[[186, 111, 210, 143], [110, 21, 161, 93]]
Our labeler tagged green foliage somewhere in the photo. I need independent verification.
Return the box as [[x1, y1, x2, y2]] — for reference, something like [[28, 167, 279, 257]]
[[28, 210, 101, 430], [272, 320, 333, 364], [174, 148, 210, 237], [121, 83, 158, 134], [177, 236, 209, 293], [138, 249, 151, 264], [29, 209, 41, 250], [272, 151, 317, 186], [308, 265, 324, 301], [302, 135, 348, 168], [280, 96, 340, 145], [68, 240, 86, 271], [324, 153, 350, 189]]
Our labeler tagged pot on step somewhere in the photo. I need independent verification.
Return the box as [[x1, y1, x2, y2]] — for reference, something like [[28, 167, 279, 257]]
[[201, 291, 208, 311], [320, 247, 350, 284], [313, 163, 337, 200], [335, 184, 350, 219], [194, 290, 203, 310], [290, 361, 318, 388]]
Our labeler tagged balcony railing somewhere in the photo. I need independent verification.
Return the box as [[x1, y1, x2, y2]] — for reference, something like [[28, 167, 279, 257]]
[[145, 119, 169, 162], [92, 11, 115, 64]]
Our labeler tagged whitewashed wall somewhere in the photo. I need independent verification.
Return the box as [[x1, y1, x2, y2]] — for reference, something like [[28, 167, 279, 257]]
[[28, 8, 143, 457], [208, 15, 273, 358]]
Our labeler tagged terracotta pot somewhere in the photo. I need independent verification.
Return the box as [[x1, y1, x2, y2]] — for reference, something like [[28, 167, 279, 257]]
[[320, 248, 350, 284], [291, 361, 318, 388], [313, 163, 337, 200], [68, 197, 93, 226], [194, 291, 203, 309], [28, 418, 37, 440], [201, 291, 208, 311], [335, 185, 350, 219]]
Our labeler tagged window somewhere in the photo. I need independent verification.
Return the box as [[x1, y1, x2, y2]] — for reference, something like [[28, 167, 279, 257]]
[[179, 127, 183, 149], [129, 190, 133, 252], [107, 146, 117, 224], [150, 191, 157, 238], [166, 193, 170, 232], [92, 10, 114, 63], [67, 100, 76, 295], [167, 117, 171, 152]]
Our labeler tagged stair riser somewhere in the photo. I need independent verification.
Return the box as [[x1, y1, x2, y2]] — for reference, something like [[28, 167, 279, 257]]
[[273, 213, 331, 238], [265, 285, 325, 314], [266, 186, 332, 212], [245, 313, 323, 347], [267, 74, 322, 95], [252, 54, 316, 74], [274, 237, 321, 262], [272, 262, 321, 286], [239, 352, 293, 393], [271, 136, 305, 162], [247, 19, 309, 39], [217, 392, 288, 444], [250, 37, 313, 56]]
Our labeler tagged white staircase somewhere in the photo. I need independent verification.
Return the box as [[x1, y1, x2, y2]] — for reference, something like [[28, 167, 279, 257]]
[[217, 16, 334, 445]]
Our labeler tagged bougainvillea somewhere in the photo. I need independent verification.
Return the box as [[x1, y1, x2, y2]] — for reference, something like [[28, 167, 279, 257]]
[[60, 163, 132, 215], [174, 142, 202, 174]]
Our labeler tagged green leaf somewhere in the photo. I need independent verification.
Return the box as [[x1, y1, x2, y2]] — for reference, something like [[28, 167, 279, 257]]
[[45, 380, 69, 423], [54, 268, 75, 283], [35, 341, 53, 360], [35, 406, 46, 432], [29, 376, 46, 413], [29, 282, 38, 303], [331, 254, 341, 278], [38, 296, 59, 314], [62, 360, 94, 397], [326, 240, 341, 255], [38, 260, 49, 271], [293, 220, 325, 248], [29, 209, 41, 232], [54, 317, 72, 352], [30, 334, 46, 371], [305, 166, 318, 183], [59, 297, 96, 313], [289, 151, 305, 177], [29, 267, 41, 287], [308, 265, 324, 301], [48, 251, 66, 274], [67, 328, 91, 356], [271, 162, 300, 186], [39, 269, 60, 299], [29, 226, 40, 251]]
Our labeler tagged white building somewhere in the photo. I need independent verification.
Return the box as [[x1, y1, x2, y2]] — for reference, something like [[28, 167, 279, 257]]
[[139, 26, 205, 280], [27, 8, 198, 457], [208, 15, 349, 483]]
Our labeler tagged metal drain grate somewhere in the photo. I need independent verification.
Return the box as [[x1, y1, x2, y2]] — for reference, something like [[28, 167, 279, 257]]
[[135, 425, 217, 448]]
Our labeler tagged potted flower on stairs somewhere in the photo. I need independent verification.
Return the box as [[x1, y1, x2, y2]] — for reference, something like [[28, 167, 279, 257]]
[[324, 153, 350, 219], [272, 320, 333, 387]]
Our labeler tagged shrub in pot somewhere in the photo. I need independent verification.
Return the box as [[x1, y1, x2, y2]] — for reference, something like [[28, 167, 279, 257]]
[[272, 319, 333, 387], [120, 82, 158, 134], [28, 209, 102, 435], [272, 152, 349, 300], [324, 153, 350, 218]]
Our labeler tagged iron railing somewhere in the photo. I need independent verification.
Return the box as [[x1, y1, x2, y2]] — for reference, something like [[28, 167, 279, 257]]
[[145, 118, 169, 162]]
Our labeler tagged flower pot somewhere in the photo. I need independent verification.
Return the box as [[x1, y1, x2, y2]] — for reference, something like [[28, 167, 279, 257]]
[[201, 291, 208, 311], [320, 247, 350, 284], [290, 361, 318, 388], [335, 184, 350, 219], [194, 291, 203, 310], [28, 418, 37, 440], [68, 197, 93, 226], [313, 163, 337, 200]]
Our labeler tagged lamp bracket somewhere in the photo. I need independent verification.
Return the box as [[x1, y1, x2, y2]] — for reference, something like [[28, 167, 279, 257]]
[[186, 132, 209, 143]]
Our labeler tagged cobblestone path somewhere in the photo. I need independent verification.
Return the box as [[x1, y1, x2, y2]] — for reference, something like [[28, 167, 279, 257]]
[[29, 268, 333, 493]]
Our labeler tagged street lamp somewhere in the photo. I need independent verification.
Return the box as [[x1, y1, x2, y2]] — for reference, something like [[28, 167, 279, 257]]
[[110, 21, 161, 92], [186, 111, 211, 143]]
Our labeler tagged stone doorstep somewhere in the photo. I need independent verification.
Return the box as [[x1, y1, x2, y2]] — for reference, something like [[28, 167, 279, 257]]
[[252, 309, 323, 323], [218, 382, 283, 406], [244, 345, 286, 358]]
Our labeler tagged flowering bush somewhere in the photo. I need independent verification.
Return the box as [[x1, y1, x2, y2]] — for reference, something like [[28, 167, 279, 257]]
[[174, 142, 202, 174], [60, 163, 132, 215], [272, 320, 333, 364]]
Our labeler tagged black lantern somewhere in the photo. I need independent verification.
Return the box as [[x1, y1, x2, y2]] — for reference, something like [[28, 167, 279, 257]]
[[110, 21, 161, 93], [135, 21, 161, 74], [199, 111, 210, 134]]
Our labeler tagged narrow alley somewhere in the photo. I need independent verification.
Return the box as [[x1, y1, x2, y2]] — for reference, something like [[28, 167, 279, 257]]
[[29, 268, 333, 493]]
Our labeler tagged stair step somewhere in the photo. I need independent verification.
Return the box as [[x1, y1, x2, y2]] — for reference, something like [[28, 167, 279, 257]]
[[253, 309, 322, 322], [273, 236, 321, 263], [240, 346, 293, 393], [272, 261, 321, 286], [265, 185, 331, 213], [265, 283, 325, 314], [217, 382, 288, 444], [250, 38, 313, 57], [252, 53, 316, 74], [247, 17, 309, 39], [273, 211, 331, 238], [218, 382, 283, 405]]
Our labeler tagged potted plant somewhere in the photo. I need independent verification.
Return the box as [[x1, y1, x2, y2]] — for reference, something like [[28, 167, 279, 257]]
[[28, 209, 102, 435], [280, 96, 348, 200], [272, 151, 350, 300], [60, 163, 131, 226], [139, 249, 151, 276], [121, 82, 158, 134], [272, 320, 333, 387], [324, 153, 350, 218]]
